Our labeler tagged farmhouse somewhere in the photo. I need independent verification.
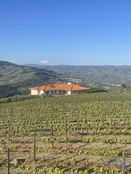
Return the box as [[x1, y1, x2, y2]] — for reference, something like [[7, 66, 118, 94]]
[[30, 83, 89, 96]]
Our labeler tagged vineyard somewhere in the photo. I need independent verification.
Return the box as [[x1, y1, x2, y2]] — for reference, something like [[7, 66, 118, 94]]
[[0, 93, 131, 173]]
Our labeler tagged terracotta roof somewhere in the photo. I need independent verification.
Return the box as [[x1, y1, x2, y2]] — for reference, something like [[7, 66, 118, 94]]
[[31, 83, 89, 91]]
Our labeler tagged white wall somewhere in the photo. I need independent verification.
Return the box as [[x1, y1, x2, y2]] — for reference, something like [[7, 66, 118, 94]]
[[40, 90, 45, 95], [66, 90, 72, 95], [31, 90, 39, 95], [31, 90, 71, 95], [45, 90, 60, 95], [44, 90, 65, 95]]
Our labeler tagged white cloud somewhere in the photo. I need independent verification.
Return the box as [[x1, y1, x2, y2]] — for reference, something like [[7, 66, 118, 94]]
[[40, 60, 49, 64]]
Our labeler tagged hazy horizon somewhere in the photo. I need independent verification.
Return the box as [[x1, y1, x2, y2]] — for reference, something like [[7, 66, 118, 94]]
[[2, 59, 131, 67]]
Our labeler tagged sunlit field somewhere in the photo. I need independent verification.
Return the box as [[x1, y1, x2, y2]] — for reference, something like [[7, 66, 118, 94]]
[[0, 93, 131, 173]]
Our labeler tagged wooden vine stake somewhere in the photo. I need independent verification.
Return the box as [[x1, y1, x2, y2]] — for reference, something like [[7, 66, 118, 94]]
[[65, 119, 69, 156], [8, 120, 11, 141], [65, 119, 68, 142], [7, 148, 10, 174], [122, 149, 126, 174], [33, 130, 37, 161], [51, 124, 54, 148]]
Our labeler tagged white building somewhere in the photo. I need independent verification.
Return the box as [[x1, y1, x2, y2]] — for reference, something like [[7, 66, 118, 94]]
[[30, 83, 89, 96]]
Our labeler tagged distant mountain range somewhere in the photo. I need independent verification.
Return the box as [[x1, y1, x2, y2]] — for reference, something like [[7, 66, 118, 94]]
[[1, 61, 131, 98], [0, 61, 63, 98], [27, 64, 131, 90]]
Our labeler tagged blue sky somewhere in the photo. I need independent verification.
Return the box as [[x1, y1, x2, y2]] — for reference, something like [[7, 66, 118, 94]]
[[0, 0, 131, 65]]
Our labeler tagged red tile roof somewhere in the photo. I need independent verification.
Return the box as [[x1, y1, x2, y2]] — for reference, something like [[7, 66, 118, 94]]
[[31, 83, 89, 91]]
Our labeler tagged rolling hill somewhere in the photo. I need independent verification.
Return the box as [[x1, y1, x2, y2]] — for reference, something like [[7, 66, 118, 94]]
[[1, 61, 131, 98], [0, 61, 63, 98], [27, 64, 131, 91]]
